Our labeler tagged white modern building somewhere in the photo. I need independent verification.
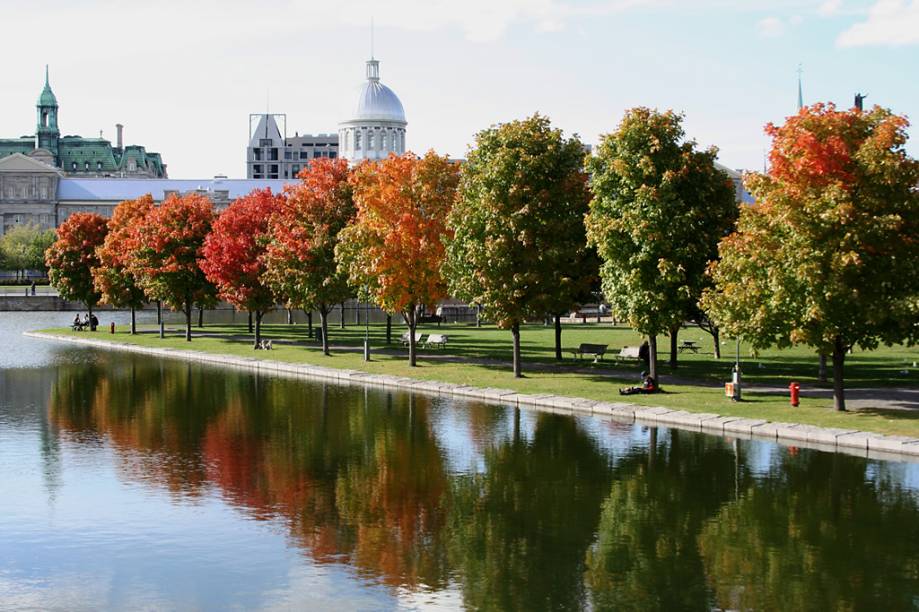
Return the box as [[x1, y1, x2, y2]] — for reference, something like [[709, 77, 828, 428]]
[[339, 57, 407, 163]]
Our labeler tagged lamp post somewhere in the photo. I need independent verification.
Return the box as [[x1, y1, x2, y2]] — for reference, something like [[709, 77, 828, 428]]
[[363, 289, 371, 362]]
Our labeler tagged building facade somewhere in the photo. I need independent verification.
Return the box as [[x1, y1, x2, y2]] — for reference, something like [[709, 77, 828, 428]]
[[0, 67, 167, 178], [0, 153, 287, 236], [339, 57, 407, 163], [246, 114, 339, 179]]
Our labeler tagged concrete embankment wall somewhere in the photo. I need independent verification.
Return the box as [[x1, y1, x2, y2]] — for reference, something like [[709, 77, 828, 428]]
[[24, 331, 919, 464]]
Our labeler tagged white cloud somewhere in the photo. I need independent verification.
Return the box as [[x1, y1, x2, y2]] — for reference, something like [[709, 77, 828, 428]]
[[837, 0, 919, 46], [818, 0, 843, 16], [757, 16, 787, 37]]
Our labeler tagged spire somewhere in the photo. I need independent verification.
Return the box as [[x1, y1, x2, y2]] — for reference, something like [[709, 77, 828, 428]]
[[45, 64, 49, 87], [371, 17, 375, 60], [797, 64, 804, 111]]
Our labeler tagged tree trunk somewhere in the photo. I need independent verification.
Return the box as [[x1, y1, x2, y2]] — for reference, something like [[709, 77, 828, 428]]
[[818, 353, 828, 383], [156, 300, 162, 325], [340, 302, 345, 329], [712, 326, 721, 359], [130, 306, 136, 335], [648, 334, 658, 381], [554, 314, 562, 361], [476, 305, 482, 328], [405, 308, 418, 367], [88, 302, 94, 331], [253, 310, 262, 349], [386, 314, 392, 345], [319, 306, 330, 356], [511, 321, 522, 378], [197, 306, 204, 328], [287, 308, 293, 325], [354, 300, 360, 325], [669, 325, 679, 368], [832, 337, 846, 411], [184, 300, 192, 342], [248, 311, 253, 333], [304, 310, 313, 338]]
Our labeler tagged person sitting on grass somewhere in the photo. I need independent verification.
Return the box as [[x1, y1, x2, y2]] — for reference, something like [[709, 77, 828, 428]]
[[619, 372, 660, 395]]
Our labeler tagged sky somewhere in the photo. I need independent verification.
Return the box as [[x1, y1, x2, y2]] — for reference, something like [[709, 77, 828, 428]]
[[2, 0, 917, 178]]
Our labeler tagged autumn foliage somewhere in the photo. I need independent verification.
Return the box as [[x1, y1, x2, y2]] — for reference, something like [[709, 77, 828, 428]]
[[93, 195, 154, 332], [45, 212, 109, 317], [263, 158, 355, 355], [201, 189, 284, 347], [704, 103, 919, 410], [339, 152, 459, 365], [128, 193, 217, 341]]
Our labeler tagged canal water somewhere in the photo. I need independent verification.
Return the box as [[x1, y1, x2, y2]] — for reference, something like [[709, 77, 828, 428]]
[[2, 312, 918, 611]]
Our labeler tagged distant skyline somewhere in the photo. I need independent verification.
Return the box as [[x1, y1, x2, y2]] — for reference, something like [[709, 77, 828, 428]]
[[2, 0, 917, 178]]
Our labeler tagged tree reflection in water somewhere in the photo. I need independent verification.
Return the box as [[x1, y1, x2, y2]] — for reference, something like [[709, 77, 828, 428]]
[[47, 353, 919, 609]]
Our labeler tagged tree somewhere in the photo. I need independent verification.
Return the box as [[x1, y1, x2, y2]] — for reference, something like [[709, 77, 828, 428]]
[[585, 108, 737, 379], [339, 152, 459, 366], [202, 189, 284, 348], [446, 114, 594, 377], [703, 103, 919, 411], [93, 195, 154, 334], [1, 223, 56, 280], [263, 158, 355, 356], [128, 193, 217, 342], [45, 213, 108, 321]]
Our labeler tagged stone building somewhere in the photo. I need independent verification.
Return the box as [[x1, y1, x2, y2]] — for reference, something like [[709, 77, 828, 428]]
[[0, 153, 287, 236], [246, 114, 338, 179], [0, 67, 167, 178], [339, 56, 407, 163]]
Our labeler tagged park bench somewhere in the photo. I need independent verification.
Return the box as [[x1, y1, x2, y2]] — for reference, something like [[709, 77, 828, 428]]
[[401, 331, 425, 346], [425, 334, 448, 348], [618, 346, 642, 360], [570, 343, 608, 362]]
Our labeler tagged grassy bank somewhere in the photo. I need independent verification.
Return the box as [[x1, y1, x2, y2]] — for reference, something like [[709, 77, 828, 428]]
[[40, 320, 919, 437]]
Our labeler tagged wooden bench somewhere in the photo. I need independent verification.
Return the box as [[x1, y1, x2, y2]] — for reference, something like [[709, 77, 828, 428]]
[[570, 343, 608, 362], [425, 334, 448, 348], [618, 346, 642, 360], [401, 331, 425, 346]]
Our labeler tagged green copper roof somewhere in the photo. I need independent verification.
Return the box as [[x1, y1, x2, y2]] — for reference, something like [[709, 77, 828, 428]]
[[37, 65, 58, 107]]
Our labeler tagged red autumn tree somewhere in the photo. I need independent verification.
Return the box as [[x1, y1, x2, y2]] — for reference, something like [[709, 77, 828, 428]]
[[201, 188, 284, 348], [704, 103, 919, 410], [45, 212, 109, 324], [93, 195, 154, 334], [337, 152, 459, 366], [263, 158, 355, 355], [128, 193, 217, 342]]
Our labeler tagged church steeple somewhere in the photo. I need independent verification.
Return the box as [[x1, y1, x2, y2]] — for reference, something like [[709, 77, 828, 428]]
[[36, 64, 60, 159], [797, 64, 804, 111]]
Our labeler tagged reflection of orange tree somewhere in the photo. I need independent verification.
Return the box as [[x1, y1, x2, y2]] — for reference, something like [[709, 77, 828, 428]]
[[49, 356, 232, 496], [584, 429, 738, 610], [448, 412, 611, 611], [698, 451, 919, 611]]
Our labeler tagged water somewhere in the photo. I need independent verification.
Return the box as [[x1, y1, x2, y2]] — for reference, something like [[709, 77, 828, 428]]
[[1, 312, 919, 611]]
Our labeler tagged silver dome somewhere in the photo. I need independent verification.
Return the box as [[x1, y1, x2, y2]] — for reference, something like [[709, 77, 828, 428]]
[[347, 59, 406, 124]]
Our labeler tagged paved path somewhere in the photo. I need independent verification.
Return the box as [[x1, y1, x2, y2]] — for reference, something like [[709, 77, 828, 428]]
[[147, 327, 919, 412]]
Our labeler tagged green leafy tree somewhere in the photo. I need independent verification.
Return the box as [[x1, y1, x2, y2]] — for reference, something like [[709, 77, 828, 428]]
[[45, 213, 109, 320], [702, 104, 919, 410], [446, 114, 592, 377], [585, 108, 738, 378], [1, 223, 56, 280]]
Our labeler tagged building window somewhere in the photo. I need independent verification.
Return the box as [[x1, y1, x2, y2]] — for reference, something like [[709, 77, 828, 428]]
[[329, 151, 337, 159], [96, 161, 103, 170], [284, 151, 292, 160], [292, 165, 300, 176], [270, 164, 278, 174], [269, 149, 279, 161], [355, 132, 361, 150], [253, 149, 262, 161], [253, 164, 262, 174], [71, 162, 77, 170], [300, 151, 309, 160]]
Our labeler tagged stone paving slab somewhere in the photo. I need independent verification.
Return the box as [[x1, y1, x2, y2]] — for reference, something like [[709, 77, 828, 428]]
[[24, 331, 919, 461]]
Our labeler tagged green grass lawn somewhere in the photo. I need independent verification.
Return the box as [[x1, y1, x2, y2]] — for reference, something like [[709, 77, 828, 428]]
[[40, 319, 919, 437]]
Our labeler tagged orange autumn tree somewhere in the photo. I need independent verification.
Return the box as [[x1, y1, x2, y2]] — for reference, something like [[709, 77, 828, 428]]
[[201, 188, 284, 349], [45, 212, 109, 324], [703, 103, 919, 411], [93, 195, 154, 334], [337, 152, 459, 366], [263, 158, 355, 356]]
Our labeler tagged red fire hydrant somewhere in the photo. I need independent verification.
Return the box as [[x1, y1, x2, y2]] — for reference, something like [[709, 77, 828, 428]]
[[789, 382, 800, 407], [110, 321, 115, 334]]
